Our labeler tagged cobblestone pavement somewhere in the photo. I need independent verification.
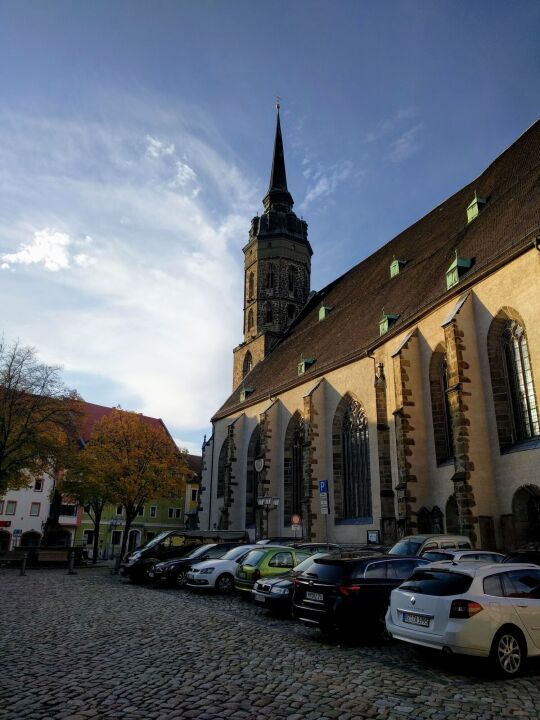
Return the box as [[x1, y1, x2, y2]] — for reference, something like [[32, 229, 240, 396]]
[[1, 567, 540, 720]]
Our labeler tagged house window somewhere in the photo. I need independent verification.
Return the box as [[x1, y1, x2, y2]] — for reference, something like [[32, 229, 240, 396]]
[[265, 303, 273, 324], [111, 530, 122, 546], [137, 506, 145, 517], [332, 395, 372, 521], [34, 478, 44, 492], [175, 508, 181, 519], [150, 506, 157, 518], [60, 504, 77, 517], [168, 507, 174, 519], [82, 530, 94, 545], [190, 489, 198, 502], [6, 501, 17, 516], [30, 502, 41, 517], [116, 505, 123, 516]]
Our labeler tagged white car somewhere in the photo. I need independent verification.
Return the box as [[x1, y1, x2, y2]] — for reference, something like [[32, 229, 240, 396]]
[[386, 563, 540, 677], [186, 544, 257, 593]]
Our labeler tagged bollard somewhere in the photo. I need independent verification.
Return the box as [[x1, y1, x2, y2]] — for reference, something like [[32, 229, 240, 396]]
[[19, 551, 28, 577], [67, 550, 77, 575]]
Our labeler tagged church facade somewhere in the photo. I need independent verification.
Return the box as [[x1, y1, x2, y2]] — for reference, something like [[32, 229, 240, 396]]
[[199, 113, 540, 550]]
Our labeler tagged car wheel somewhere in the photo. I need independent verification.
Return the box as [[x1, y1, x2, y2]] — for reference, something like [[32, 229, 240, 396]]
[[490, 628, 525, 677], [176, 570, 188, 587], [215, 573, 234, 594]]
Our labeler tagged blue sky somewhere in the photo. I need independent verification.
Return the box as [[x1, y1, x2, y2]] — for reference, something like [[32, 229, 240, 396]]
[[0, 1, 538, 453]]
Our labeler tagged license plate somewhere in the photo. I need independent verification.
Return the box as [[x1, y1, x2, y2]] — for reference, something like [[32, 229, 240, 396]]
[[305, 591, 323, 602], [254, 595, 266, 603], [402, 612, 430, 627]]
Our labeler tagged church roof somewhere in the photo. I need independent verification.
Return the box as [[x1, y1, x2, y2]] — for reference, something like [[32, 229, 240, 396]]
[[215, 118, 540, 421], [268, 110, 288, 192]]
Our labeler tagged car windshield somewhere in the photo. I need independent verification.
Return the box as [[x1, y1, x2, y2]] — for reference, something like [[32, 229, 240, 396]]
[[220, 545, 250, 561], [293, 553, 328, 574], [400, 570, 473, 596], [388, 539, 424, 556], [242, 549, 267, 567], [142, 531, 170, 550], [186, 544, 215, 559]]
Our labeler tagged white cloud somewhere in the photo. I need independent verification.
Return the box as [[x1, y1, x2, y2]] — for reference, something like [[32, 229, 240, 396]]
[[365, 108, 416, 144], [2, 228, 71, 271], [388, 124, 423, 163], [146, 134, 175, 158], [301, 160, 353, 209], [0, 103, 259, 441]]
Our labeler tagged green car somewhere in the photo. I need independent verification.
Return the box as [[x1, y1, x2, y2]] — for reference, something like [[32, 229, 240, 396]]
[[234, 546, 313, 593]]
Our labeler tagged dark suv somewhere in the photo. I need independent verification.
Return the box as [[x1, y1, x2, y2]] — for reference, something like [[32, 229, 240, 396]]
[[120, 531, 201, 581], [293, 555, 429, 635]]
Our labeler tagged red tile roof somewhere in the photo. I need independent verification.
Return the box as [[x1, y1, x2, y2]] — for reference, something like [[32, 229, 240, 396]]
[[214, 119, 540, 420], [80, 401, 166, 443]]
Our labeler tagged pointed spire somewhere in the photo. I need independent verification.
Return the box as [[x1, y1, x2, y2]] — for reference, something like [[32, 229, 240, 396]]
[[263, 101, 294, 213], [268, 103, 288, 192]]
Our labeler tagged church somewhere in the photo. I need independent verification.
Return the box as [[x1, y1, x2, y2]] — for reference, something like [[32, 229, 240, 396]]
[[199, 111, 540, 550]]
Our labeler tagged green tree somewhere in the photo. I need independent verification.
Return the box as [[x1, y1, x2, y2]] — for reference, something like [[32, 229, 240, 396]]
[[86, 408, 188, 565], [0, 338, 82, 496]]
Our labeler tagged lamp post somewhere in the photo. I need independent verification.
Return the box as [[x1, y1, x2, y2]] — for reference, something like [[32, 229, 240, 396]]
[[256, 495, 280, 540]]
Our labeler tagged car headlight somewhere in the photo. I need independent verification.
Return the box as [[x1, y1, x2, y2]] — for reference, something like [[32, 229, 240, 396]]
[[270, 587, 290, 596], [199, 567, 215, 574]]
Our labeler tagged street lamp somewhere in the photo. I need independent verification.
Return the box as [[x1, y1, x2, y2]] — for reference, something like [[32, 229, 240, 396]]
[[256, 495, 280, 540]]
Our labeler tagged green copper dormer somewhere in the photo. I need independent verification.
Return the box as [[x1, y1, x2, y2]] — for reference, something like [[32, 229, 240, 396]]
[[390, 257, 407, 278], [319, 304, 332, 321], [298, 355, 315, 376], [379, 313, 400, 336], [240, 386, 254, 402], [466, 192, 487, 223], [446, 251, 473, 289]]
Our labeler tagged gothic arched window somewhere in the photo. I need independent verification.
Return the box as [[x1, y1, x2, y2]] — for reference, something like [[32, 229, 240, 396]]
[[245, 425, 261, 528], [287, 304, 296, 320], [247, 308, 254, 332], [332, 395, 371, 520], [503, 321, 539, 441], [429, 347, 453, 464], [488, 310, 539, 451], [248, 272, 254, 299], [242, 351, 253, 378], [217, 437, 229, 499], [265, 303, 273, 324], [283, 413, 305, 525], [266, 265, 275, 290]]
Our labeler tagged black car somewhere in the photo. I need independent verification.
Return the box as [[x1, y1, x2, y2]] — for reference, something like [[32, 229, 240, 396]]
[[149, 542, 241, 586], [251, 553, 331, 614], [120, 531, 201, 581], [293, 554, 429, 636], [503, 550, 540, 565]]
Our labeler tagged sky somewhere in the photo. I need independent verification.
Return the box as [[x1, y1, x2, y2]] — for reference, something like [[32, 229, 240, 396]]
[[0, 1, 539, 454]]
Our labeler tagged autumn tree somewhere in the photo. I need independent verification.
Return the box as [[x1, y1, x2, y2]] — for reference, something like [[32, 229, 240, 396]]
[[0, 338, 83, 496], [86, 408, 188, 565], [60, 447, 113, 564]]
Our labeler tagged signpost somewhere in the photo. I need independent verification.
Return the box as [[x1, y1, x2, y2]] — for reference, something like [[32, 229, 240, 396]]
[[319, 480, 329, 543], [291, 513, 302, 541]]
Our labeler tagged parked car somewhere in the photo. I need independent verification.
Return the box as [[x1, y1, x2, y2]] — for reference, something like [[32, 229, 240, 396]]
[[503, 550, 540, 566], [421, 550, 505, 564], [295, 543, 342, 555], [235, 546, 314, 593], [120, 531, 202, 581], [256, 537, 302, 546], [386, 563, 540, 677], [186, 544, 258, 593], [293, 555, 430, 635], [149, 543, 241, 586], [251, 553, 330, 614], [388, 535, 472, 557]]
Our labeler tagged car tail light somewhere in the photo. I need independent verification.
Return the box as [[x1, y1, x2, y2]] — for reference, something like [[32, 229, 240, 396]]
[[339, 585, 361, 596], [252, 569, 261, 581], [449, 599, 483, 619]]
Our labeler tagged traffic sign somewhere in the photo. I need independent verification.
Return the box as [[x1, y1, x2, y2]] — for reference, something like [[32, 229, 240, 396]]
[[291, 514, 302, 526], [319, 480, 328, 494], [254, 458, 264, 473]]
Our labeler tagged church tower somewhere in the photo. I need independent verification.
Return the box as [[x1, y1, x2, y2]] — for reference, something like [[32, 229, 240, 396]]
[[232, 106, 313, 390]]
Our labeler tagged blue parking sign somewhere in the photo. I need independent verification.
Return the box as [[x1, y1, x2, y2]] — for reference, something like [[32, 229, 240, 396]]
[[319, 480, 328, 494]]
